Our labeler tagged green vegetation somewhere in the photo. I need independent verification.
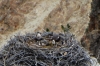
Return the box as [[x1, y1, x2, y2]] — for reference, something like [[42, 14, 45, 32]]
[[61, 24, 71, 32], [46, 28, 50, 32]]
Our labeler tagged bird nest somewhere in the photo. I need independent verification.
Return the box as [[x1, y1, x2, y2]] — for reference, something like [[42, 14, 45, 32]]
[[0, 32, 91, 66]]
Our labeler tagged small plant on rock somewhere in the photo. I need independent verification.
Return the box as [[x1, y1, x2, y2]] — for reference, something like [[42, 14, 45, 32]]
[[61, 24, 71, 32]]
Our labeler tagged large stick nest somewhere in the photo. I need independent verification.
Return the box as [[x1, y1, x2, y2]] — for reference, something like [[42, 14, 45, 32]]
[[0, 32, 91, 66]]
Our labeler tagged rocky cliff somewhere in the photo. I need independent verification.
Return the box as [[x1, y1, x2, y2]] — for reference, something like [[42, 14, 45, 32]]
[[0, 0, 91, 48], [0, 0, 100, 65], [81, 0, 100, 63]]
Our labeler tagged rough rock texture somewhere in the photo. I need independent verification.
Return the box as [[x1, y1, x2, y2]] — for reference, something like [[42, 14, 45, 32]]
[[81, 30, 100, 63], [89, 0, 100, 31], [0, 0, 92, 48], [81, 0, 100, 63]]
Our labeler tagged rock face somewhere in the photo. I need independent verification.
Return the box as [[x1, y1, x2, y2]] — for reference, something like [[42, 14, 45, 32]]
[[81, 0, 100, 63], [89, 0, 100, 31], [0, 0, 92, 48], [81, 30, 100, 63]]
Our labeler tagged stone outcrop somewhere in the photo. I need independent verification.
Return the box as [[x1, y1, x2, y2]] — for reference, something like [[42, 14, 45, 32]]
[[81, 30, 100, 63], [81, 0, 100, 63], [0, 0, 92, 48]]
